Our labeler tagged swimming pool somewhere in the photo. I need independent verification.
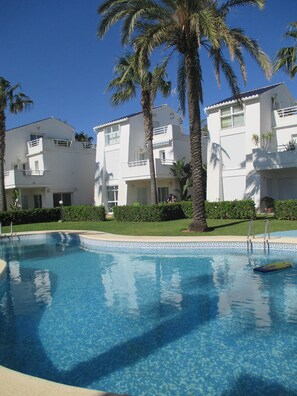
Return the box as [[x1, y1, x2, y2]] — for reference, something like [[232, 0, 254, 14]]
[[0, 234, 296, 395]]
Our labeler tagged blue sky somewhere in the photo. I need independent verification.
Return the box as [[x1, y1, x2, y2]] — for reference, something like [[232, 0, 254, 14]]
[[2, 0, 296, 138]]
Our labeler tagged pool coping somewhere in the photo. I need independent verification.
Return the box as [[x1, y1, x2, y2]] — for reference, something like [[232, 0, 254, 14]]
[[1, 229, 297, 396]]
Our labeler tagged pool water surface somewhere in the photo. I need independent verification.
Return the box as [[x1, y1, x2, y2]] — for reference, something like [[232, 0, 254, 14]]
[[0, 236, 296, 395]]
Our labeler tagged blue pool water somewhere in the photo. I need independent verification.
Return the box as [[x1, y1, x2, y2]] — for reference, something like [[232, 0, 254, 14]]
[[0, 235, 296, 395]]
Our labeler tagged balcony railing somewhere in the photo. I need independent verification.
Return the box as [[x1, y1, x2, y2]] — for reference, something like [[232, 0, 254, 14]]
[[277, 105, 297, 118], [128, 160, 147, 167], [28, 138, 41, 148], [53, 139, 72, 147], [153, 126, 168, 135]]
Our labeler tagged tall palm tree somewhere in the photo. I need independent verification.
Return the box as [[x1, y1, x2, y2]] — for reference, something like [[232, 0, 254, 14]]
[[0, 77, 33, 212], [98, 0, 271, 231], [274, 21, 297, 79], [106, 51, 171, 204]]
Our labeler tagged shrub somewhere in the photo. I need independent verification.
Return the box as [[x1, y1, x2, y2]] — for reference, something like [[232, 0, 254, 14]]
[[274, 200, 297, 220], [0, 208, 60, 226], [180, 201, 193, 219], [62, 205, 106, 221], [113, 203, 184, 222], [205, 200, 256, 219], [113, 200, 256, 222]]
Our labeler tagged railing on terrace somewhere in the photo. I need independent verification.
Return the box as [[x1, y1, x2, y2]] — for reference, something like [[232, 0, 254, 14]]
[[161, 159, 174, 165], [28, 138, 41, 148], [128, 160, 147, 167], [4, 170, 45, 176], [53, 139, 72, 147], [277, 105, 297, 118], [153, 126, 168, 135], [81, 142, 96, 149]]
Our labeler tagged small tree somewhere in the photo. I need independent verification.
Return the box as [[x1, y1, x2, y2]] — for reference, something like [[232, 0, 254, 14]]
[[170, 158, 192, 201]]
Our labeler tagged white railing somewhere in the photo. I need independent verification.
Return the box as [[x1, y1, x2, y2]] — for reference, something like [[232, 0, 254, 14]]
[[53, 139, 72, 147], [82, 142, 96, 149], [153, 126, 168, 135], [128, 160, 147, 167], [23, 170, 45, 176], [277, 105, 297, 118], [161, 159, 174, 165], [28, 138, 41, 148]]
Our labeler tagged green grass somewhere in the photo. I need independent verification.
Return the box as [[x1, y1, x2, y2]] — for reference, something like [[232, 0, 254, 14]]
[[2, 217, 297, 236]]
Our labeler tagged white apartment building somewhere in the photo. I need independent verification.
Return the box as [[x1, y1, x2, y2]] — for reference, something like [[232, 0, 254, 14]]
[[4, 117, 96, 209], [94, 105, 200, 212], [205, 83, 297, 210]]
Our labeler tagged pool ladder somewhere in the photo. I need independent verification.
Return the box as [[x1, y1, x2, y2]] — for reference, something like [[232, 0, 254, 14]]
[[247, 219, 270, 252], [0, 222, 20, 241]]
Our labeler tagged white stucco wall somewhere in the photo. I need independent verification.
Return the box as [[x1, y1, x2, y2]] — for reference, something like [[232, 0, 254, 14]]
[[206, 83, 297, 209], [93, 105, 192, 210], [5, 118, 95, 208]]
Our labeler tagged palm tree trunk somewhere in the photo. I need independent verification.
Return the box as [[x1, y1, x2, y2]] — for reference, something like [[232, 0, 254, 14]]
[[0, 110, 7, 212], [141, 90, 158, 205], [184, 48, 208, 232]]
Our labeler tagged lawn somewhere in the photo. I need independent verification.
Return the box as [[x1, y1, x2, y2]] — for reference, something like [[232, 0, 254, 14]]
[[2, 217, 297, 236]]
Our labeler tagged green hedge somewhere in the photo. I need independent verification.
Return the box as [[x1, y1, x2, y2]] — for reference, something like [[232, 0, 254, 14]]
[[205, 200, 256, 219], [179, 200, 255, 220], [113, 203, 184, 222], [113, 199, 256, 222], [0, 208, 61, 226], [62, 205, 106, 221], [274, 200, 297, 220]]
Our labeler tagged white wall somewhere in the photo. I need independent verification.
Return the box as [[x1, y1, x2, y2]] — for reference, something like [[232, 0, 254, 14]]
[[5, 118, 95, 208], [93, 105, 191, 209]]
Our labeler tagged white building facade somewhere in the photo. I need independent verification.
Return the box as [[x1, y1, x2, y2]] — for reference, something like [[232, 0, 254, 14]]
[[4, 117, 96, 209], [205, 83, 297, 210], [94, 105, 196, 212]]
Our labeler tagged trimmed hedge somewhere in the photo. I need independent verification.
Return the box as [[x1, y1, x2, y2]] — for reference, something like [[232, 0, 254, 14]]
[[274, 200, 297, 220], [0, 208, 61, 226], [0, 205, 106, 226], [205, 199, 256, 219], [113, 199, 256, 222], [178, 200, 256, 220], [62, 205, 106, 221], [113, 203, 184, 222]]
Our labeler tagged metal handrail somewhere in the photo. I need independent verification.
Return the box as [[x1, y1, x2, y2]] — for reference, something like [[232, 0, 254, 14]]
[[247, 220, 255, 240]]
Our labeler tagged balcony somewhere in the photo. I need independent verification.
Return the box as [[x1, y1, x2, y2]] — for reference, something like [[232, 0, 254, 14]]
[[274, 105, 297, 128], [122, 158, 175, 180], [4, 169, 50, 189], [253, 147, 297, 170]]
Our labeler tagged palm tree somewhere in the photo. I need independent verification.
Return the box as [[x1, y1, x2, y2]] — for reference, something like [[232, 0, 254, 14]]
[[106, 51, 171, 204], [75, 132, 94, 143], [0, 77, 33, 212], [274, 21, 297, 79], [98, 0, 271, 231]]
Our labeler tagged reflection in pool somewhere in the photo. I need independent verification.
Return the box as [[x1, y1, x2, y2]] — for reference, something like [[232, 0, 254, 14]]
[[0, 235, 296, 395]]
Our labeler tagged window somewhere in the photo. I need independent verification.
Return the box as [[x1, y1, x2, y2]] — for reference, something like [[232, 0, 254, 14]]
[[220, 104, 244, 129], [34, 194, 42, 208], [53, 193, 72, 207], [107, 186, 118, 212], [105, 125, 120, 146], [30, 134, 43, 141], [21, 195, 28, 210], [137, 188, 147, 205], [158, 187, 169, 203], [159, 150, 166, 160]]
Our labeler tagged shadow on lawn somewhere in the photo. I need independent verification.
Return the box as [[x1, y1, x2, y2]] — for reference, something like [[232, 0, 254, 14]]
[[207, 219, 249, 231]]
